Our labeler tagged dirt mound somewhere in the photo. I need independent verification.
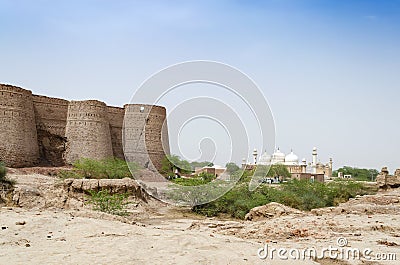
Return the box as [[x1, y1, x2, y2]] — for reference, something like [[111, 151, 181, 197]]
[[245, 202, 303, 221], [7, 166, 72, 177], [311, 192, 400, 216]]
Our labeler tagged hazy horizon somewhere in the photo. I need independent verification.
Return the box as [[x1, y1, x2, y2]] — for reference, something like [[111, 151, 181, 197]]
[[1, 0, 399, 172]]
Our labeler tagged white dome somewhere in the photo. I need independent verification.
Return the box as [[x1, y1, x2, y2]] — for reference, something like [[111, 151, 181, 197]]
[[258, 152, 272, 165], [285, 151, 299, 165], [272, 149, 285, 164]]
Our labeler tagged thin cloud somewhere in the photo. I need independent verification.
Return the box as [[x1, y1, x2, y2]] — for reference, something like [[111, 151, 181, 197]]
[[365, 15, 378, 20]]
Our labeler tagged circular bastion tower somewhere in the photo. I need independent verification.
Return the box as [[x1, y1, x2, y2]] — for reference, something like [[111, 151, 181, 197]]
[[64, 100, 113, 164], [0, 84, 40, 167], [123, 104, 170, 171]]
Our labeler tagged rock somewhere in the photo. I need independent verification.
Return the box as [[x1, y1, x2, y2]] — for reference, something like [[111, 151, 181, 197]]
[[15, 221, 26, 225], [245, 202, 302, 221], [63, 178, 148, 201], [376, 167, 400, 188]]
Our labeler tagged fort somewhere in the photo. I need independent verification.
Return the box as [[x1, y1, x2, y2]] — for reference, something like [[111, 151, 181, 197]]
[[0, 84, 170, 170]]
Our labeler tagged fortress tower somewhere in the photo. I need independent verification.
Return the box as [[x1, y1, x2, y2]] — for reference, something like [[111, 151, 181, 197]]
[[123, 104, 170, 171], [64, 100, 113, 163], [0, 84, 170, 170], [0, 84, 40, 167]]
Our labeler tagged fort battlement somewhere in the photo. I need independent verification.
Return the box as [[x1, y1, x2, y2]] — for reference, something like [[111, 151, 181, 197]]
[[123, 104, 170, 171], [0, 84, 170, 170], [0, 84, 40, 167]]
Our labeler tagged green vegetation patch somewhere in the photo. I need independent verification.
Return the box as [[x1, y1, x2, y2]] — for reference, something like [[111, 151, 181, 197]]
[[0, 161, 15, 186], [58, 158, 139, 179], [193, 173, 374, 219], [333, 166, 379, 181], [170, 172, 216, 186], [87, 189, 129, 216]]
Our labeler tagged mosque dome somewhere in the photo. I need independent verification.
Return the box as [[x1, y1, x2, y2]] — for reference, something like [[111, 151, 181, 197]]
[[285, 151, 299, 165], [258, 151, 272, 165], [272, 148, 285, 164]]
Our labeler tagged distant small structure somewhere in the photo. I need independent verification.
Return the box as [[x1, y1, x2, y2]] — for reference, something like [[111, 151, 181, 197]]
[[337, 172, 353, 179], [194, 165, 226, 178], [292, 173, 325, 183]]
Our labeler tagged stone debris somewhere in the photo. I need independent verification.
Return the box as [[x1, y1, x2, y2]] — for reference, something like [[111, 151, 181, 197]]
[[245, 202, 303, 221], [376, 167, 400, 188], [63, 178, 148, 202]]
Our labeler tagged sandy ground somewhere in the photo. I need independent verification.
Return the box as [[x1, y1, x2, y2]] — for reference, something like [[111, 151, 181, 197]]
[[1, 171, 399, 265]]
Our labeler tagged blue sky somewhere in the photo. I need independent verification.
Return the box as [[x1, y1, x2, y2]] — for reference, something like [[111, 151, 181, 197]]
[[1, 0, 399, 171]]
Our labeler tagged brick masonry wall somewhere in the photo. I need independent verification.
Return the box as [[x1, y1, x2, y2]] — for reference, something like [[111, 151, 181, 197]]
[[64, 100, 114, 163], [0, 84, 40, 167], [123, 104, 170, 171], [33, 95, 69, 137], [0, 84, 170, 170], [33, 95, 69, 166], [107, 106, 125, 160]]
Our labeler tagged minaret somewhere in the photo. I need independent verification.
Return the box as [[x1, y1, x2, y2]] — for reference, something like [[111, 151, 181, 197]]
[[301, 158, 307, 173], [242, 158, 247, 169], [312, 147, 317, 173], [253, 148, 258, 165], [329, 158, 333, 169]]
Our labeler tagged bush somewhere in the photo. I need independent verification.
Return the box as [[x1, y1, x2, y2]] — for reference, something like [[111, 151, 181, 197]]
[[170, 172, 216, 186], [58, 158, 139, 179], [0, 162, 6, 180], [0, 162, 15, 186], [87, 190, 129, 216]]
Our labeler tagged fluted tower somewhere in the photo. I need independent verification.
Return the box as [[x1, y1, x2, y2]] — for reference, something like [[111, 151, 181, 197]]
[[312, 147, 317, 173], [123, 104, 170, 171], [0, 84, 40, 167], [65, 100, 113, 163]]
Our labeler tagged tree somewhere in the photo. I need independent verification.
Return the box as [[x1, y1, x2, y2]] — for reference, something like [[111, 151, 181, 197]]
[[253, 164, 291, 181], [333, 166, 379, 181], [160, 155, 192, 176], [267, 164, 291, 180], [190, 161, 214, 170], [225, 162, 240, 174]]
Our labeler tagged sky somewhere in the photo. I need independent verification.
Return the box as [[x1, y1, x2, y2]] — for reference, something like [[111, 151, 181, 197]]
[[1, 0, 399, 171]]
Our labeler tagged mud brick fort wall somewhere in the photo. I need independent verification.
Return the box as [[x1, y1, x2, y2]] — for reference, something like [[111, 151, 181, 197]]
[[123, 104, 170, 171], [0, 84, 170, 170]]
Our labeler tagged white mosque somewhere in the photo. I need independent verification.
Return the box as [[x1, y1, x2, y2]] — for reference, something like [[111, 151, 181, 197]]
[[242, 147, 333, 181]]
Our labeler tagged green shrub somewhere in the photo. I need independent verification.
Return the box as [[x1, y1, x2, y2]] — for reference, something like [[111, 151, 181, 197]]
[[58, 158, 139, 179], [170, 172, 216, 186], [87, 190, 129, 216], [58, 169, 83, 179], [0, 162, 6, 180], [0, 162, 15, 186]]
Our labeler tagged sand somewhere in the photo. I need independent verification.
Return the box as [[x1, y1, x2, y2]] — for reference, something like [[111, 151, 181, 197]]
[[1, 170, 399, 264]]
